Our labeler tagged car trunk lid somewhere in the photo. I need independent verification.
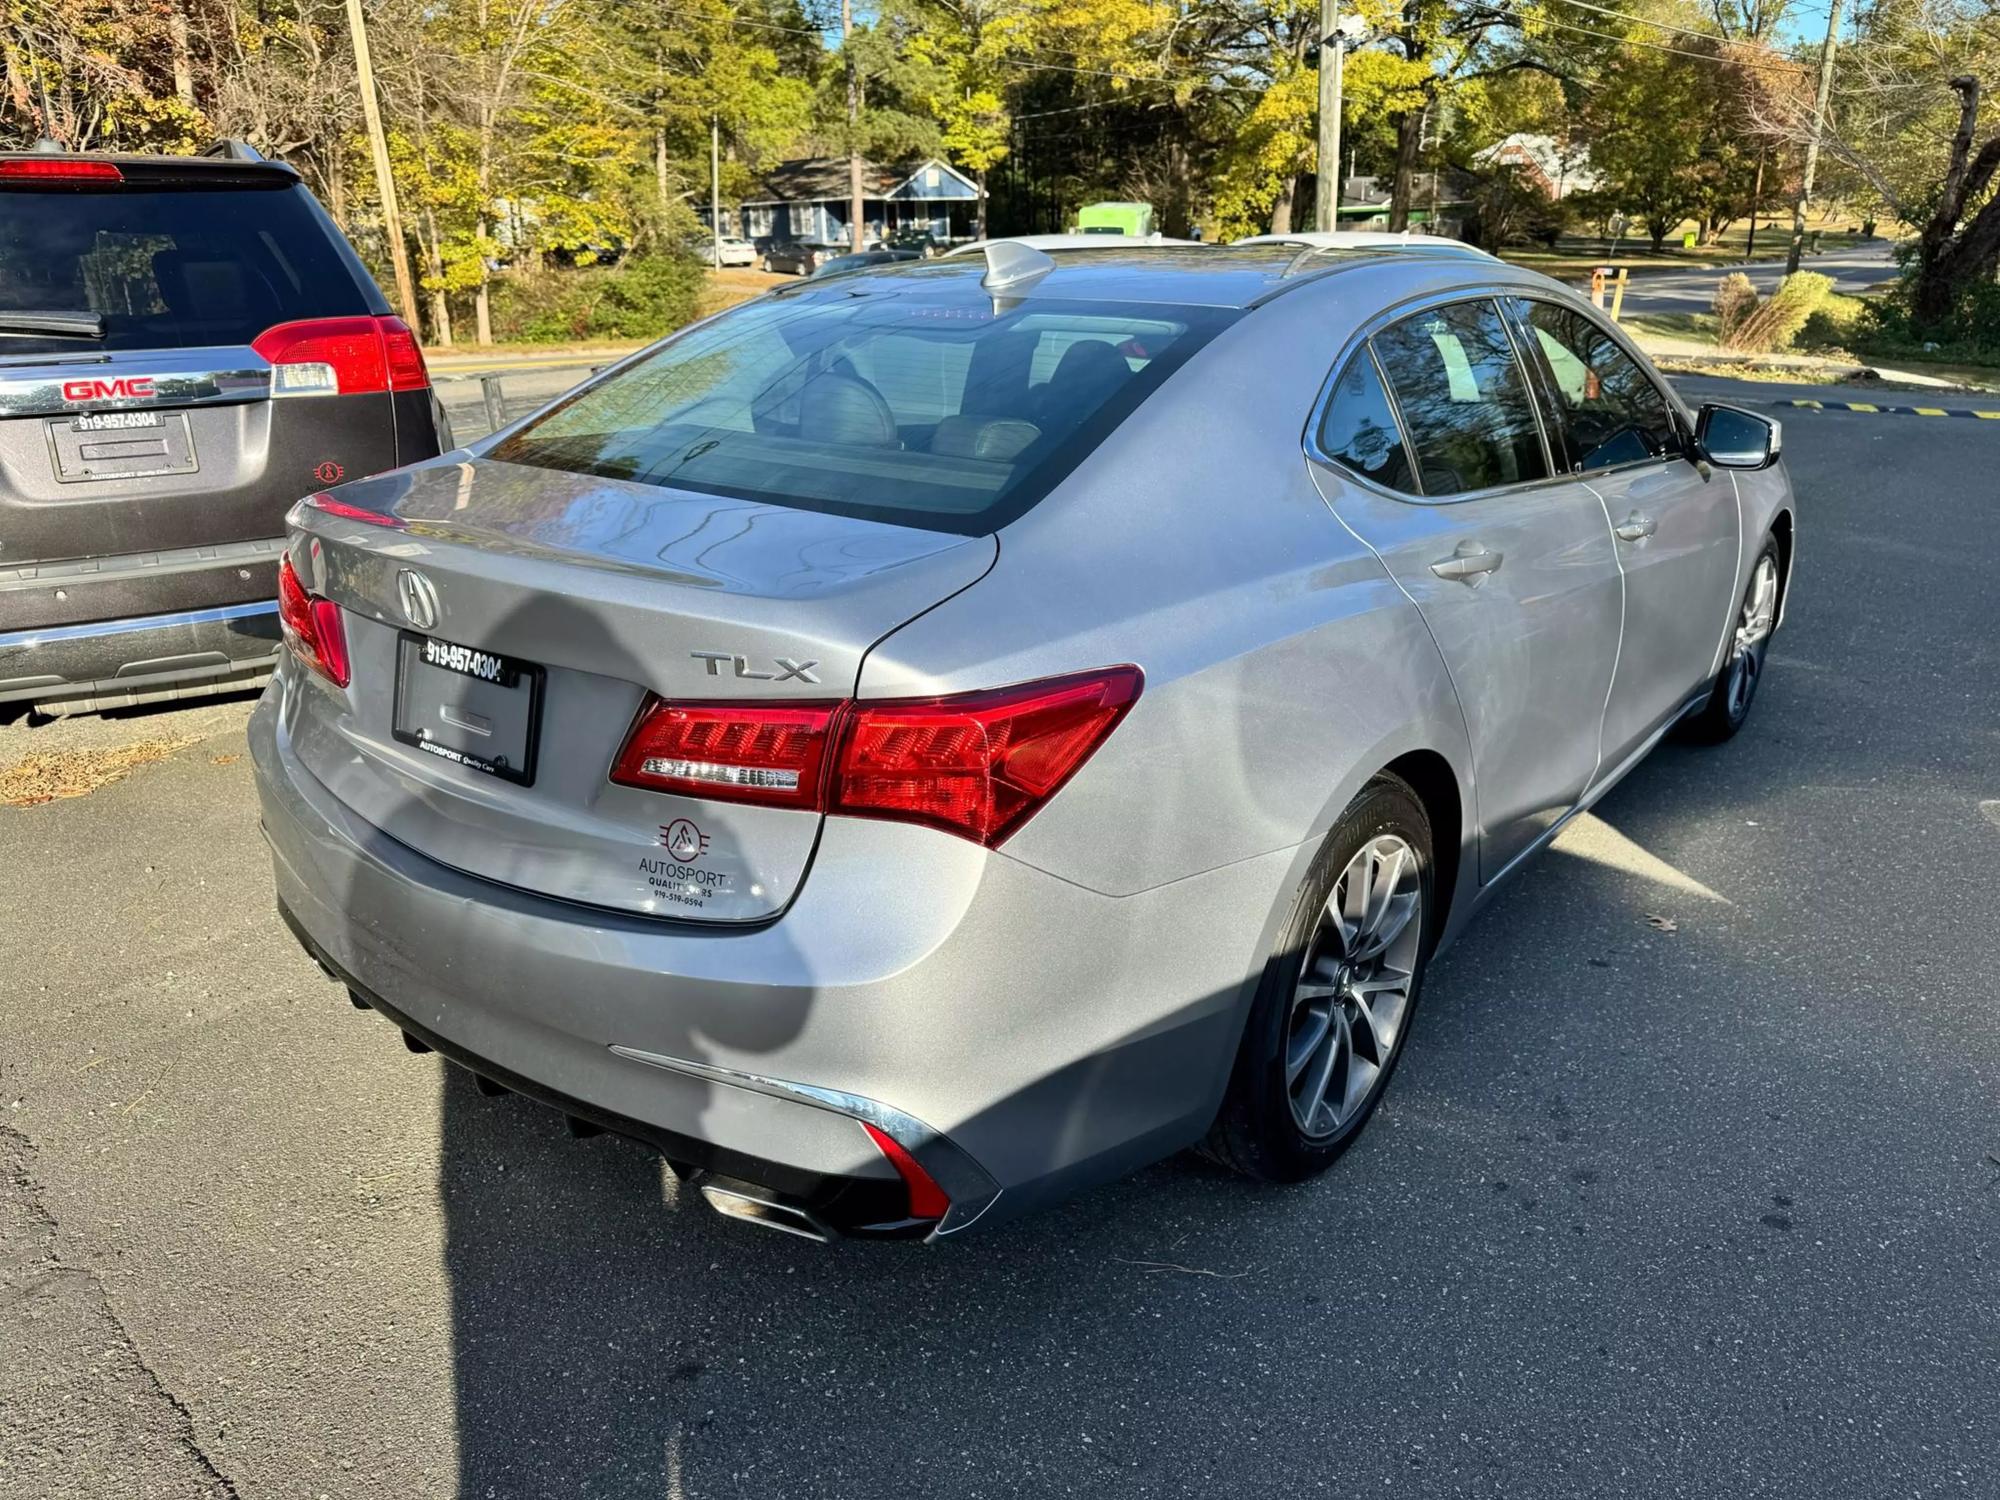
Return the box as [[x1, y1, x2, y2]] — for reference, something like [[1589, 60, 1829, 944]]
[[282, 457, 996, 922]]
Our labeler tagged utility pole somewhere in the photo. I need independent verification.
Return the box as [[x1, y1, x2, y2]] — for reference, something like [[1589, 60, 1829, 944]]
[[343, 0, 421, 331], [710, 115, 724, 267], [1786, 0, 1843, 275], [843, 0, 864, 250], [1746, 146, 1766, 257], [1314, 0, 1343, 231]]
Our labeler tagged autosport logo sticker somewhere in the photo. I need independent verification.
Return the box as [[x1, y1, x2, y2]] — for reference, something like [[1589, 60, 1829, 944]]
[[639, 818, 729, 910]]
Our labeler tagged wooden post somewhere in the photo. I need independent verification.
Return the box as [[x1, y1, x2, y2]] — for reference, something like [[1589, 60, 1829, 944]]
[[1787, 0, 1844, 275], [343, 0, 421, 332]]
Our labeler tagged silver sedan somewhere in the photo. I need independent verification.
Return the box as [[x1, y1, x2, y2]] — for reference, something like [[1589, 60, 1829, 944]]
[[251, 243, 1794, 1240]]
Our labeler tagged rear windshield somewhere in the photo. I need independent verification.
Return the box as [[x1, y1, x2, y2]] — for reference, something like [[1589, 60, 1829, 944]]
[[0, 182, 374, 355], [490, 276, 1232, 534]]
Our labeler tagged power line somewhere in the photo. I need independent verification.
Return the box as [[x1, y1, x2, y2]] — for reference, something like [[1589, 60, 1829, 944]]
[[1510, 6, 1813, 74], [650, 6, 1249, 92]]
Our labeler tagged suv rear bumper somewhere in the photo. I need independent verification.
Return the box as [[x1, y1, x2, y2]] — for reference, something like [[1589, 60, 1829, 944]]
[[0, 539, 284, 710], [0, 599, 280, 710]]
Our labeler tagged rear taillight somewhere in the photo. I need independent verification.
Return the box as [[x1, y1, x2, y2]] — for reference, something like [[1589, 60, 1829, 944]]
[[0, 159, 122, 182], [608, 667, 1141, 848], [253, 315, 430, 398], [830, 669, 1143, 846], [610, 701, 840, 810], [277, 554, 350, 688]]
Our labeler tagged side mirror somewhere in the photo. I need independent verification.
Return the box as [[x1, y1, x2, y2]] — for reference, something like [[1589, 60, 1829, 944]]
[[1694, 403, 1782, 470]]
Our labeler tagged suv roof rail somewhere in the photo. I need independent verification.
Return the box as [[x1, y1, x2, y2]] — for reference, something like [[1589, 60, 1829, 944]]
[[202, 139, 266, 163]]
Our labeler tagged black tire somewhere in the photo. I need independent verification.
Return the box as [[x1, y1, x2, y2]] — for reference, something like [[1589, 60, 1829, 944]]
[[1203, 774, 1436, 1183], [1682, 532, 1781, 744]]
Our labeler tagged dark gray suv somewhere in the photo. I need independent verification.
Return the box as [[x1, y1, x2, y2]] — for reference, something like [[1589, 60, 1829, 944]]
[[0, 144, 446, 715]]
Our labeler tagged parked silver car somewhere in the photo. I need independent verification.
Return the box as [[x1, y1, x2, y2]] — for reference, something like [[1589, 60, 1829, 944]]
[[251, 243, 1794, 1240]]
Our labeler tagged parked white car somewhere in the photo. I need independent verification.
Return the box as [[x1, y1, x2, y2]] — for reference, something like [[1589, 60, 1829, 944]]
[[698, 236, 758, 268]]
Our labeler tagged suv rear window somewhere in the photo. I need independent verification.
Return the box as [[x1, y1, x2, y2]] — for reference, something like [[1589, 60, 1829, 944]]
[[0, 182, 374, 355], [490, 279, 1232, 534]]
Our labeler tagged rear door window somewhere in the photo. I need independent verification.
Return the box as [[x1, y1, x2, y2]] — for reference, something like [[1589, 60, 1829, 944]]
[[1317, 348, 1416, 492], [492, 286, 1232, 535], [0, 183, 373, 355], [1514, 299, 1678, 471], [1369, 299, 1549, 497]]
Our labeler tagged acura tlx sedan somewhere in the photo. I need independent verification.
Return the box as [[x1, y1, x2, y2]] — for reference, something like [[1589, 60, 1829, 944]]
[[252, 242, 1794, 1241]]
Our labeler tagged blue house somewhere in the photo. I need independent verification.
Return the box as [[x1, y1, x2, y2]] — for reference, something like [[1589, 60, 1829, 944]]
[[722, 157, 981, 246]]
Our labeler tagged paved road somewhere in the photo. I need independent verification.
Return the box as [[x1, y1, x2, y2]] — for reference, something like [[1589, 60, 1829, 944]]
[[1612, 241, 1897, 318], [2, 376, 1995, 1498]]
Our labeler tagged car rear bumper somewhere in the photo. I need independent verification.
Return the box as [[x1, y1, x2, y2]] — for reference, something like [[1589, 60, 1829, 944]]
[[249, 667, 1286, 1238]]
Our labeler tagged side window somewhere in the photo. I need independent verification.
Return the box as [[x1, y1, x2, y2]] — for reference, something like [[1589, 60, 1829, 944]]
[[1317, 348, 1416, 492], [1370, 299, 1549, 497], [1519, 300, 1677, 471]]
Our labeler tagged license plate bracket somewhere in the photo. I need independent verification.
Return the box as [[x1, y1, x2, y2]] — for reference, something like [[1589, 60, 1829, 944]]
[[45, 409, 197, 482], [392, 632, 544, 786]]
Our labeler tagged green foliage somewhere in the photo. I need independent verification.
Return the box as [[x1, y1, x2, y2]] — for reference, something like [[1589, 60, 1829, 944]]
[[485, 255, 707, 343], [1716, 272, 1833, 353], [1848, 271, 2000, 366], [1795, 291, 1867, 351]]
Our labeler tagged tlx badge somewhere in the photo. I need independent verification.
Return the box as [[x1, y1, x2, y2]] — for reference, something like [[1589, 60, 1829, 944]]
[[689, 651, 819, 684]]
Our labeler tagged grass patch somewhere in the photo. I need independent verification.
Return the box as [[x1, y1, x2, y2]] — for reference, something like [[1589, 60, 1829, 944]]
[[0, 735, 196, 807]]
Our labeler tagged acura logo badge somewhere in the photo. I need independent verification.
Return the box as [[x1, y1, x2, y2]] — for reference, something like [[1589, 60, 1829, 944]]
[[397, 568, 439, 631]]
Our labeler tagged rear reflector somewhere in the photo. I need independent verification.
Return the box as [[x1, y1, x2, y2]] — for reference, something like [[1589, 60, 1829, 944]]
[[277, 554, 350, 688], [608, 666, 1142, 847], [254, 316, 431, 397], [862, 1123, 951, 1221], [0, 158, 122, 182]]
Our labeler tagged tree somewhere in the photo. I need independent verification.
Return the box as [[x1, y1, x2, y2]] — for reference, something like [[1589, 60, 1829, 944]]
[[1763, 0, 2000, 332]]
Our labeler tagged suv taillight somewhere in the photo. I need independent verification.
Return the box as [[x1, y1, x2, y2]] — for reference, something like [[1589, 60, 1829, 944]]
[[609, 667, 1142, 848], [277, 554, 350, 687], [254, 315, 430, 397], [0, 159, 122, 183]]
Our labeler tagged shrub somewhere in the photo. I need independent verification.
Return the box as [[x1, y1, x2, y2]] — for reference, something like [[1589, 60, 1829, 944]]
[[1712, 273, 1757, 342], [1797, 292, 1866, 351], [484, 254, 706, 344], [1715, 271, 1833, 354]]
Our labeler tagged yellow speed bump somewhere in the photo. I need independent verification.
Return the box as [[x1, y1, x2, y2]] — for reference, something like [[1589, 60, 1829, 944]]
[[1780, 399, 2000, 420]]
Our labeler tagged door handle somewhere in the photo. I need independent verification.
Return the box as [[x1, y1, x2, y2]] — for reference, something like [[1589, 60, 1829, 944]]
[[1614, 512, 1658, 543], [1429, 543, 1504, 584]]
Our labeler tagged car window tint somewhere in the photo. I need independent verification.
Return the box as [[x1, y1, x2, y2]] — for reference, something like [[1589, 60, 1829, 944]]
[[1520, 300, 1676, 471], [1371, 300, 1548, 496], [491, 291, 1232, 535], [0, 183, 372, 354], [1317, 349, 1416, 492]]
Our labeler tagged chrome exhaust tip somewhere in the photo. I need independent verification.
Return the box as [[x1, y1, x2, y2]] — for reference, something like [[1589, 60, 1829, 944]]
[[695, 1174, 834, 1243]]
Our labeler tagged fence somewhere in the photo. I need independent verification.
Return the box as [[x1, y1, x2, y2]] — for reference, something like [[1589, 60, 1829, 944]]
[[430, 364, 608, 443]]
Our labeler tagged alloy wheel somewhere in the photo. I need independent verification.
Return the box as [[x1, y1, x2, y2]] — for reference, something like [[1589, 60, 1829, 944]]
[[1284, 834, 1424, 1140], [1725, 553, 1780, 721]]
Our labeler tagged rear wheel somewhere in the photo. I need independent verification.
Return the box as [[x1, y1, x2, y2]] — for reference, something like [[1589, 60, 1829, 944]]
[[1204, 775, 1435, 1182], [1684, 534, 1781, 743]]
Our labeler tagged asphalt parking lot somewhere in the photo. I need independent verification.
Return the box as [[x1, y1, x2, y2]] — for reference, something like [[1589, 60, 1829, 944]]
[[2, 374, 1995, 1499]]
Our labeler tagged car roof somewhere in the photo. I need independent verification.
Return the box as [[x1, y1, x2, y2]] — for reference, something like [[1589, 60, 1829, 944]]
[[1233, 231, 1497, 259], [943, 233, 1202, 258], [816, 241, 1542, 310]]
